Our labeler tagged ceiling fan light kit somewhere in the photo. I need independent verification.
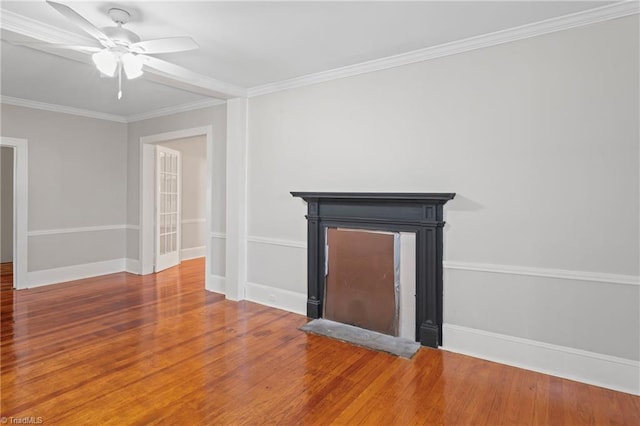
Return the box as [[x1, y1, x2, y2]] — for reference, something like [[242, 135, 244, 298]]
[[92, 49, 143, 79], [42, 1, 199, 99]]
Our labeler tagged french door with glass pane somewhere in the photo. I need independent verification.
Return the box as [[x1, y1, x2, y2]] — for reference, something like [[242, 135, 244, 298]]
[[155, 146, 181, 272]]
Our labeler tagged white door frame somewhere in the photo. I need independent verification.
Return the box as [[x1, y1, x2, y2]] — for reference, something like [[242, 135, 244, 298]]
[[139, 126, 212, 285], [0, 137, 28, 289]]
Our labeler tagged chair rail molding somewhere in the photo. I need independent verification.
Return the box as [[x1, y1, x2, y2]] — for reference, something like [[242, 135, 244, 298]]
[[246, 236, 639, 287]]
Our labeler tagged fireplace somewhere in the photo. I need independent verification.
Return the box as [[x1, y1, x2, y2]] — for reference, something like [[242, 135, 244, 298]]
[[291, 192, 455, 348]]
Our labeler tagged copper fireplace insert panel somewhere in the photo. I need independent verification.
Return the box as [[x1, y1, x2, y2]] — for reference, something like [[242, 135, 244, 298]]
[[324, 228, 398, 336]]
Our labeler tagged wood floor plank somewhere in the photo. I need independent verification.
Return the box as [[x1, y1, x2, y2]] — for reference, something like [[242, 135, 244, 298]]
[[1, 258, 638, 425], [0, 262, 12, 288]]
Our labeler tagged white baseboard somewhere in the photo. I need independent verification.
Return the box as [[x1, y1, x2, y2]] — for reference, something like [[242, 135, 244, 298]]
[[442, 324, 640, 396], [27, 259, 126, 288], [245, 281, 306, 315], [125, 258, 140, 274], [207, 274, 226, 294], [181, 246, 206, 261]]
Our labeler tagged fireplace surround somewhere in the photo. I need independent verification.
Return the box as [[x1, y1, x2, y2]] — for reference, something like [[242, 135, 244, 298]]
[[291, 192, 455, 348]]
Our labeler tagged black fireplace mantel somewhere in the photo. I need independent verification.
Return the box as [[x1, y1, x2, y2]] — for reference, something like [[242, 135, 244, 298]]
[[291, 192, 455, 348]]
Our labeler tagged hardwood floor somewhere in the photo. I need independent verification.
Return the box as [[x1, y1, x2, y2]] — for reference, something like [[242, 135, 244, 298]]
[[0, 262, 12, 290], [1, 258, 638, 425]]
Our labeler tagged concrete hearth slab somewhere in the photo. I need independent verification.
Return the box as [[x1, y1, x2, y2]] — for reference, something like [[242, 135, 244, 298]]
[[300, 318, 421, 359]]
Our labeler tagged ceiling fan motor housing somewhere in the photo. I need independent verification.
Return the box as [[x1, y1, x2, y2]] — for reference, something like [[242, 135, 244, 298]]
[[102, 26, 141, 46], [103, 8, 140, 46]]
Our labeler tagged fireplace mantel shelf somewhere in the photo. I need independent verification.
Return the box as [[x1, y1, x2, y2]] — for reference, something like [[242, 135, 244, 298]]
[[291, 192, 455, 203], [291, 191, 455, 348]]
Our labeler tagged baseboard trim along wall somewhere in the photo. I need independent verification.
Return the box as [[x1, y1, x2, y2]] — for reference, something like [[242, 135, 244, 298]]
[[442, 324, 640, 396], [245, 281, 307, 315], [181, 246, 206, 261], [207, 274, 226, 294], [25, 257, 217, 289], [125, 258, 140, 275], [27, 259, 128, 288]]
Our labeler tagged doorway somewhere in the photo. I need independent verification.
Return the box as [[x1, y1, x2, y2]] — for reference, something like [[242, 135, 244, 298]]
[[139, 127, 212, 283], [0, 137, 27, 289], [1, 147, 14, 288]]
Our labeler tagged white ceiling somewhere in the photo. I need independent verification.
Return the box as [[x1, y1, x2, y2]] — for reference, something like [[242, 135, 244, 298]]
[[0, 1, 622, 119]]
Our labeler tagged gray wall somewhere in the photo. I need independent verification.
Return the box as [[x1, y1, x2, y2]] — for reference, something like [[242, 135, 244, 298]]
[[246, 17, 639, 360], [0, 105, 128, 271], [1, 146, 13, 263], [160, 135, 207, 253], [0, 103, 226, 277], [126, 105, 227, 276]]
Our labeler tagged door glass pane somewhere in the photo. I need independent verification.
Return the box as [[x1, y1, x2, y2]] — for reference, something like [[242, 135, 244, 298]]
[[157, 150, 180, 259]]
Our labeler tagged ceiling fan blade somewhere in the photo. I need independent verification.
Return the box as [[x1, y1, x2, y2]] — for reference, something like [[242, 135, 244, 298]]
[[46, 1, 114, 48], [140, 55, 204, 80], [130, 37, 199, 54], [11, 42, 102, 54]]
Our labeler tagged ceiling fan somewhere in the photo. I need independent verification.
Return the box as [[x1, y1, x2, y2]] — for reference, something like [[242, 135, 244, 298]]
[[22, 1, 200, 99]]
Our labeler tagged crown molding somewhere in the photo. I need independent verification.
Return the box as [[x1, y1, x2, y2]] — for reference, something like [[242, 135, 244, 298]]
[[247, 1, 640, 97], [1, 96, 229, 123], [1, 96, 128, 123], [0, 9, 94, 45], [141, 66, 247, 100], [127, 98, 226, 122]]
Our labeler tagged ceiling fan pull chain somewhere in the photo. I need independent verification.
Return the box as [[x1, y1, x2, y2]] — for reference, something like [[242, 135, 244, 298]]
[[117, 62, 123, 100]]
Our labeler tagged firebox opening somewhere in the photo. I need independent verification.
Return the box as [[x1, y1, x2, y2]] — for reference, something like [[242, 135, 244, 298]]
[[323, 227, 416, 340]]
